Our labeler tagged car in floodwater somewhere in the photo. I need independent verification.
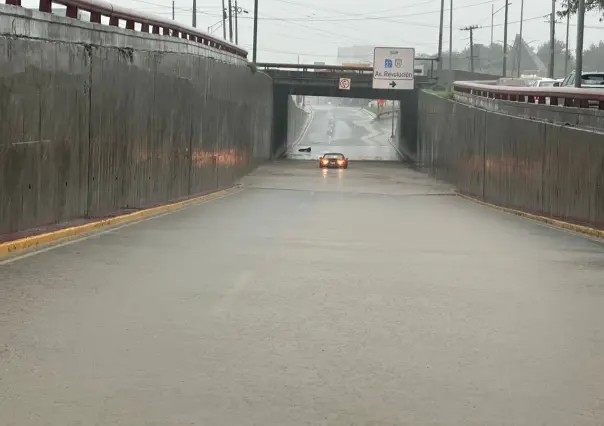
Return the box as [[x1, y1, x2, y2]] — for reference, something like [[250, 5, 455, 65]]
[[319, 153, 348, 169]]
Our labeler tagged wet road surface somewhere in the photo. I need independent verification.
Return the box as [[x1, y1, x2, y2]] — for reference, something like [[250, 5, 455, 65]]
[[287, 105, 399, 161], [2, 161, 604, 425]]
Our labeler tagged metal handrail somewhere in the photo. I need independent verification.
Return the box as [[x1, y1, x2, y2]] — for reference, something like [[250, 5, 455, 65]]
[[257, 61, 438, 72], [257, 63, 373, 72], [453, 81, 604, 109], [5, 0, 247, 58]]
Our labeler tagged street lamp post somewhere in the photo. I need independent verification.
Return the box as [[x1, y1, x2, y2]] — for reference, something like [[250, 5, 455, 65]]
[[207, 19, 223, 33], [491, 2, 511, 46]]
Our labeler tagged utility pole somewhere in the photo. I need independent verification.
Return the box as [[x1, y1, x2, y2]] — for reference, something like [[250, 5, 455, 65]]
[[192, 0, 197, 27], [549, 0, 556, 78], [222, 0, 227, 39], [490, 4, 494, 46], [227, 0, 233, 42], [252, 0, 258, 62], [461, 25, 478, 72], [235, 0, 239, 44], [575, 0, 585, 87], [517, 0, 524, 77], [437, 0, 445, 72], [449, 0, 453, 70], [172, 0, 175, 20], [564, 9, 570, 76], [503, 0, 509, 77]]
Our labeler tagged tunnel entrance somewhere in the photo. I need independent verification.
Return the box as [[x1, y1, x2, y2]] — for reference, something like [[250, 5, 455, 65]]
[[282, 96, 407, 162], [273, 90, 418, 163], [269, 79, 420, 162], [261, 62, 434, 162]]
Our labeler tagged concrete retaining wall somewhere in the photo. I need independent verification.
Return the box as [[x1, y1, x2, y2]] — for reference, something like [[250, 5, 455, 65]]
[[397, 91, 419, 161], [454, 92, 604, 131], [0, 5, 273, 236], [418, 91, 604, 228], [286, 97, 310, 147]]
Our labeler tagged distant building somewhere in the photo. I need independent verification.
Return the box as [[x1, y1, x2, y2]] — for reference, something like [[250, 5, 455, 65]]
[[336, 46, 374, 66]]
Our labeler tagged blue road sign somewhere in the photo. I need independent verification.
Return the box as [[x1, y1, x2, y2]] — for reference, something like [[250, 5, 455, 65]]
[[384, 59, 393, 68]]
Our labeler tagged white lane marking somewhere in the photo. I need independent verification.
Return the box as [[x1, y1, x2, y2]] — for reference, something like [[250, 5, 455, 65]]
[[0, 189, 243, 266]]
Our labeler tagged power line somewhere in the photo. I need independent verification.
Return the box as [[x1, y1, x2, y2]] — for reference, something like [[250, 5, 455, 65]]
[[271, 0, 441, 18], [227, 0, 499, 22]]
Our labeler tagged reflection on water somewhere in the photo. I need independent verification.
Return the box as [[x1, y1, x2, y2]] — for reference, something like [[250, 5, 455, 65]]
[[289, 146, 399, 162], [286, 103, 400, 162]]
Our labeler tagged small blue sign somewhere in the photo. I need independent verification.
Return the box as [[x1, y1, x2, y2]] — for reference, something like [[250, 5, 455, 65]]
[[384, 59, 393, 68]]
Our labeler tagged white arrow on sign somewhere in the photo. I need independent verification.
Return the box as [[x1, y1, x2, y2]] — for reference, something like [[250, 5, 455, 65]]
[[338, 77, 351, 90]]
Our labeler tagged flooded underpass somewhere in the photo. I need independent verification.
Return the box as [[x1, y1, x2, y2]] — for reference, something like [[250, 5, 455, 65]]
[[286, 97, 401, 162]]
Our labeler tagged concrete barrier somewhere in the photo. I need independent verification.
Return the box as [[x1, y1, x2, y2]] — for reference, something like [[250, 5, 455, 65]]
[[418, 90, 604, 229], [0, 5, 272, 236], [453, 91, 604, 131]]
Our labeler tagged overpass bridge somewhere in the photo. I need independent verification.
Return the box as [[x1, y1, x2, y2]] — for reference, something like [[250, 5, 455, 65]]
[[2, 2, 604, 425], [254, 62, 436, 160]]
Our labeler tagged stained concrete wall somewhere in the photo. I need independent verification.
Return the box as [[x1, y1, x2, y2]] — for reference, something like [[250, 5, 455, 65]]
[[396, 91, 419, 161], [286, 97, 310, 151], [418, 91, 604, 228], [0, 5, 272, 236]]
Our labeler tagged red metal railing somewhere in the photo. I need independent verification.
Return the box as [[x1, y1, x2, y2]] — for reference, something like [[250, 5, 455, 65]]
[[4, 0, 247, 59], [453, 81, 604, 110]]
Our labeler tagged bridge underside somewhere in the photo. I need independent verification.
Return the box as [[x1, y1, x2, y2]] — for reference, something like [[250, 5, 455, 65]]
[[268, 70, 422, 161], [266, 70, 432, 101]]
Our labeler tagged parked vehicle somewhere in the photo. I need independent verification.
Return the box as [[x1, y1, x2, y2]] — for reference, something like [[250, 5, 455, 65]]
[[555, 71, 604, 88], [529, 78, 557, 88]]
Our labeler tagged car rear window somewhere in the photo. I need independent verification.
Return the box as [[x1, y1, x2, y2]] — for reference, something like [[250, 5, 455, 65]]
[[324, 154, 344, 159], [582, 74, 604, 85]]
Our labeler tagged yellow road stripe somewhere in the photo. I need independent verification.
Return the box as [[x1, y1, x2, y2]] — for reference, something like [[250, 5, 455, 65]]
[[0, 186, 242, 257], [457, 193, 604, 240]]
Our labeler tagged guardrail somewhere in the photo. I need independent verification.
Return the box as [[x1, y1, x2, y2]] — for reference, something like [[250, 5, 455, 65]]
[[453, 81, 604, 110], [4, 0, 247, 58], [257, 63, 375, 73], [257, 62, 439, 79]]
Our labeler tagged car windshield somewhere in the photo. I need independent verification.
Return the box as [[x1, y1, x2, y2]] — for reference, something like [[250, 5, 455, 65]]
[[324, 154, 344, 159]]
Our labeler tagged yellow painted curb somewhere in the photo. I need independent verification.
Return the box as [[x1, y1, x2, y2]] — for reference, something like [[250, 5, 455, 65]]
[[457, 193, 604, 240], [0, 186, 242, 257]]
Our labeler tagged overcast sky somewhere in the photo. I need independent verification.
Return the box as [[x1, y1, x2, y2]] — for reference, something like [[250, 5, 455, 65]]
[[22, 0, 604, 63]]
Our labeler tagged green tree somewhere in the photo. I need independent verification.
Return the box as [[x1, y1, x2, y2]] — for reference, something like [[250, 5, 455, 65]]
[[536, 39, 574, 78], [559, 0, 604, 16], [583, 42, 604, 70]]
